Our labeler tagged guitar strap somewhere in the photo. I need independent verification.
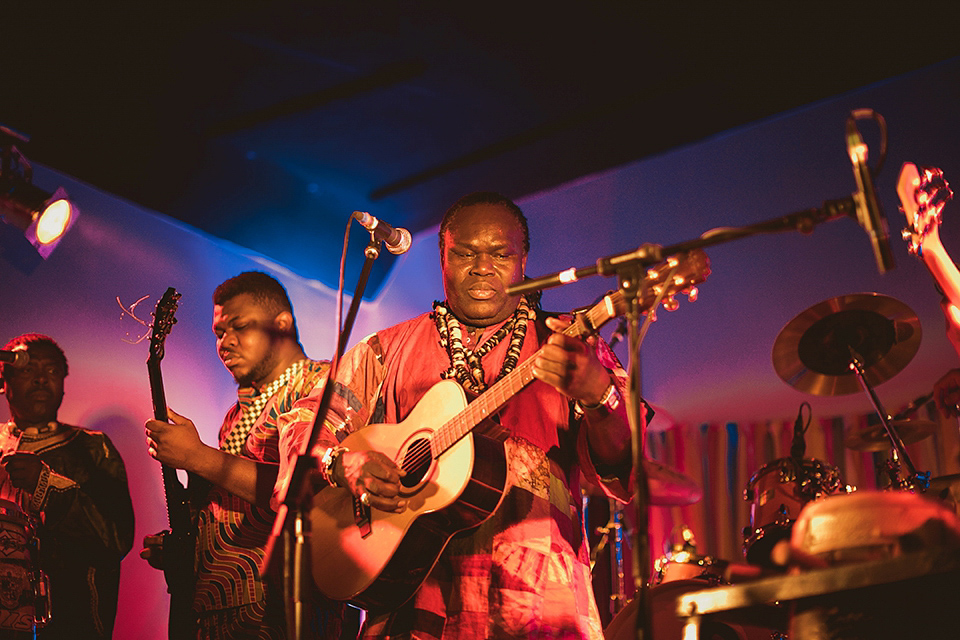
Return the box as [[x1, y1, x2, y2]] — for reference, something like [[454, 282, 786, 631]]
[[222, 359, 306, 455]]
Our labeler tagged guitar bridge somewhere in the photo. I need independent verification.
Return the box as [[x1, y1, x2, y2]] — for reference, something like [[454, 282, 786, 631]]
[[353, 496, 372, 538]]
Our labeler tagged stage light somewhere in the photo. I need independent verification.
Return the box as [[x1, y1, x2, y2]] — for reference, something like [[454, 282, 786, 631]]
[[0, 126, 76, 259]]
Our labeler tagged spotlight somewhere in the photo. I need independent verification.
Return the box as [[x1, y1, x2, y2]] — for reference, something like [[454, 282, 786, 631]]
[[0, 126, 76, 259]]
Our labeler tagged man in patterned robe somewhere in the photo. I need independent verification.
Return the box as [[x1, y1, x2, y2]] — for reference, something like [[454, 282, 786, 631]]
[[308, 193, 635, 638], [142, 272, 347, 639], [0, 333, 134, 638]]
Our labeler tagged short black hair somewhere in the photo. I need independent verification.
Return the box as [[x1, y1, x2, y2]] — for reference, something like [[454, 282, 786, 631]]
[[213, 271, 299, 340], [1, 333, 69, 379], [438, 191, 530, 255]]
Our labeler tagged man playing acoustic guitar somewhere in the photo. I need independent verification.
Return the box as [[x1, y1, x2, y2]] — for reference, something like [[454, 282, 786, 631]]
[[310, 193, 635, 638]]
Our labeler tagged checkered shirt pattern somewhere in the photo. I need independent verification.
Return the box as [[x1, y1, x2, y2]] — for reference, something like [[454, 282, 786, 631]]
[[221, 359, 305, 455]]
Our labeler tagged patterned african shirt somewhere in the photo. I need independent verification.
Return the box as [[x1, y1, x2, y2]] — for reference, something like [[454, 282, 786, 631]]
[[194, 358, 343, 638], [0, 421, 134, 638], [313, 309, 633, 639]]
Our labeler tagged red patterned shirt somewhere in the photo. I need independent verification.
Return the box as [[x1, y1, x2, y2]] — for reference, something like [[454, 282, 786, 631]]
[[315, 310, 632, 639], [194, 358, 329, 613]]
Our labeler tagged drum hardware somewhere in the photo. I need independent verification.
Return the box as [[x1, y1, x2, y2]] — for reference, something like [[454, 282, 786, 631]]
[[584, 459, 701, 626], [843, 418, 936, 451], [589, 498, 629, 616], [743, 457, 844, 567], [653, 525, 727, 586], [772, 293, 930, 491], [847, 350, 930, 491]]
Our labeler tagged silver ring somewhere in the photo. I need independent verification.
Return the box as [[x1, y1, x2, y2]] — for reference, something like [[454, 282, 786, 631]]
[[359, 492, 370, 507]]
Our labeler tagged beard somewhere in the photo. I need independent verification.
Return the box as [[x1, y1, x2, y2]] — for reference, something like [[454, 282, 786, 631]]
[[232, 349, 278, 389]]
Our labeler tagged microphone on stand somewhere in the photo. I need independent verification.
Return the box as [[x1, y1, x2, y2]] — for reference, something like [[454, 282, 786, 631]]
[[0, 350, 29, 368], [353, 211, 412, 255], [608, 318, 627, 349], [846, 109, 895, 274]]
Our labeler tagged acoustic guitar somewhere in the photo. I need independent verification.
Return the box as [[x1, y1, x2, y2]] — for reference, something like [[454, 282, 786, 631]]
[[309, 250, 710, 610]]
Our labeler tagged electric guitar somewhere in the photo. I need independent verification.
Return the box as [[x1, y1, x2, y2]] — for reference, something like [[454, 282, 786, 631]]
[[147, 287, 197, 638], [897, 163, 960, 356], [309, 250, 710, 610]]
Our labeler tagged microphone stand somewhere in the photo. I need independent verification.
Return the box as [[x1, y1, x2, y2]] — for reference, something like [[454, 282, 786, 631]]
[[263, 235, 385, 640], [506, 191, 890, 640]]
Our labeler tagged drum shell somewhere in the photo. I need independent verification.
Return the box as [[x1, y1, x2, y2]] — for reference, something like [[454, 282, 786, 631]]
[[743, 457, 843, 565], [654, 552, 727, 585]]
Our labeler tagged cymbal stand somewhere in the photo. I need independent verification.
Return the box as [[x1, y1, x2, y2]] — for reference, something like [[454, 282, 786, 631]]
[[848, 349, 930, 491], [590, 499, 629, 616]]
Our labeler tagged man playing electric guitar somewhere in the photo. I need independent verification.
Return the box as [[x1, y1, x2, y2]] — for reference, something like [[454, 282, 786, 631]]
[[141, 272, 349, 639], [311, 193, 637, 638]]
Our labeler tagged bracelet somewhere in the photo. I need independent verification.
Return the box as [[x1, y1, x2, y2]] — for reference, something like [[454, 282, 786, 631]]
[[29, 465, 52, 513], [319, 446, 348, 487], [582, 383, 620, 413]]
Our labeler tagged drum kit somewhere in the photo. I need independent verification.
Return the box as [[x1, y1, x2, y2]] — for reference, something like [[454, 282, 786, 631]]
[[596, 292, 960, 639]]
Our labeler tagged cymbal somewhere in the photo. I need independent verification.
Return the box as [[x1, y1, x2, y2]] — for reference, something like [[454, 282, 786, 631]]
[[844, 419, 937, 451], [772, 293, 921, 396], [583, 459, 702, 506]]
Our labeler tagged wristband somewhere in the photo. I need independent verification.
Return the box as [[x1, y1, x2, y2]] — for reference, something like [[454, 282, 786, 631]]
[[319, 445, 349, 487], [582, 383, 620, 413]]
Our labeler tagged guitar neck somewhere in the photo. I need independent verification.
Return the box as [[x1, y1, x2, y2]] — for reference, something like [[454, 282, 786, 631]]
[[918, 230, 960, 307], [147, 359, 191, 531], [431, 305, 610, 457]]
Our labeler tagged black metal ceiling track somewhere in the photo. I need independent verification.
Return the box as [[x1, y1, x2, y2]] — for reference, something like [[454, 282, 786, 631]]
[[203, 59, 428, 138]]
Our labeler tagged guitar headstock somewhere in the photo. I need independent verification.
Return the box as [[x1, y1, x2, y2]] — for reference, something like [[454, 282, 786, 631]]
[[569, 249, 710, 337], [148, 287, 181, 364], [897, 162, 953, 255]]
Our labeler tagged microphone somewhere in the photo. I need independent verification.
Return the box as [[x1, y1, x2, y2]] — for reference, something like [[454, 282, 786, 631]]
[[353, 211, 412, 255], [846, 110, 895, 273], [0, 350, 29, 368]]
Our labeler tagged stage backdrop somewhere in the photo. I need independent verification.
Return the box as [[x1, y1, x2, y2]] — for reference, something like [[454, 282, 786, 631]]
[[3, 58, 960, 637]]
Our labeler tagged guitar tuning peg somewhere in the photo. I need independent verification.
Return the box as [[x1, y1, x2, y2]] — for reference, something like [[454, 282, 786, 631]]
[[663, 296, 679, 311], [686, 286, 699, 303]]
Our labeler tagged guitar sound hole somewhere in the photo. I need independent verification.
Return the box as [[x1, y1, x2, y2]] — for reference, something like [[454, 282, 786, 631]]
[[400, 438, 433, 488]]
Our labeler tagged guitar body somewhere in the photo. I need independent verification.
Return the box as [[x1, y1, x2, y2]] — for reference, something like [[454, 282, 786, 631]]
[[308, 255, 710, 611], [309, 379, 508, 610]]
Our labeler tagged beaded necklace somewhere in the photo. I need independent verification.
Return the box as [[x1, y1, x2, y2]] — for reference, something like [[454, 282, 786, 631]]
[[433, 296, 534, 395]]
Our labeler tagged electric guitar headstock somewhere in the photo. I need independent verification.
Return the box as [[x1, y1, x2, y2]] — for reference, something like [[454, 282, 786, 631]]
[[568, 249, 710, 337], [897, 162, 953, 255], [148, 287, 181, 367]]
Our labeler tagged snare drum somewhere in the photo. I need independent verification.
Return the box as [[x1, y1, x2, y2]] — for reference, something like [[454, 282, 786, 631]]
[[0, 500, 49, 634], [743, 457, 843, 566]]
